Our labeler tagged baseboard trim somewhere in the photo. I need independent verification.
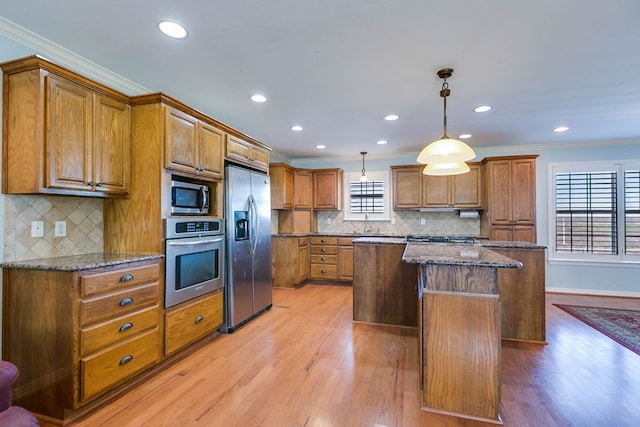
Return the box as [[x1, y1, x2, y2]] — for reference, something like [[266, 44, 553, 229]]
[[546, 287, 640, 298]]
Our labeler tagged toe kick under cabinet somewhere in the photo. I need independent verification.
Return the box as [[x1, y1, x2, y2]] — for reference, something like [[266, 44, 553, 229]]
[[1, 258, 163, 421]]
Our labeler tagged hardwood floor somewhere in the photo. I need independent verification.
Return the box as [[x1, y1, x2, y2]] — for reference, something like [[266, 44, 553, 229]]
[[71, 285, 640, 427]]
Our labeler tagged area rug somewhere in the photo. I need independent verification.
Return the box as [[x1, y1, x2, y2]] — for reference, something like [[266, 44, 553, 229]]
[[554, 304, 640, 356]]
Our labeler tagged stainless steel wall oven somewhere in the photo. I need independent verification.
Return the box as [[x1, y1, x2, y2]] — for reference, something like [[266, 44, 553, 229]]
[[164, 217, 225, 308]]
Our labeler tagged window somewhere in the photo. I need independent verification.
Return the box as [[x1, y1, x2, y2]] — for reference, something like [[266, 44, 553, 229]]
[[550, 161, 640, 263], [343, 170, 390, 221]]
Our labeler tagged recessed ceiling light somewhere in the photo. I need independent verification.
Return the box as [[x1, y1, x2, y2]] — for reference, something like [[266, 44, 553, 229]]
[[316, 145, 326, 149], [157, 20, 188, 39], [384, 114, 399, 121], [250, 94, 267, 103], [554, 126, 570, 133], [459, 134, 472, 139], [474, 105, 492, 113], [291, 125, 303, 131], [376, 140, 388, 145]]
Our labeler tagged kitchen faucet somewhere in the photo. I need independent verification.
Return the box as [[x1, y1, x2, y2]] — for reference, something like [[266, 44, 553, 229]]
[[363, 213, 372, 234]]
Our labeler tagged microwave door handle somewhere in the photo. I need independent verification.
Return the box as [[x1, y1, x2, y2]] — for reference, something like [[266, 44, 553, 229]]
[[200, 186, 209, 210]]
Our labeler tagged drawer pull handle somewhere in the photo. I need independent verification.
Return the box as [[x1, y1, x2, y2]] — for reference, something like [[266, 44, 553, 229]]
[[119, 355, 134, 366], [321, 269, 327, 274], [119, 322, 134, 333], [321, 239, 327, 243], [119, 297, 134, 306], [119, 273, 134, 282], [321, 257, 326, 261], [195, 315, 204, 324], [321, 248, 326, 252]]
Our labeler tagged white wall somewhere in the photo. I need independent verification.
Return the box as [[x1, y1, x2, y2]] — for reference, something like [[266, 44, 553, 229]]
[[291, 141, 640, 297]]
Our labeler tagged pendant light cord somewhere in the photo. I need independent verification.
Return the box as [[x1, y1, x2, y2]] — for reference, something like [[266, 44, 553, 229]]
[[441, 80, 450, 138]]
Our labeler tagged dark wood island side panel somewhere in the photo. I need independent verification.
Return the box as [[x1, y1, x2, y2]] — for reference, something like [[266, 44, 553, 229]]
[[353, 243, 419, 327]]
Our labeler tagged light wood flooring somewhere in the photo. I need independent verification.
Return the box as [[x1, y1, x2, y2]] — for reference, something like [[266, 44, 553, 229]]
[[71, 285, 640, 427]]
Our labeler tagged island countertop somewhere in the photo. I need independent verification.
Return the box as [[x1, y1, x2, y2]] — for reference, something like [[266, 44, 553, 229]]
[[402, 242, 522, 268], [0, 253, 164, 272]]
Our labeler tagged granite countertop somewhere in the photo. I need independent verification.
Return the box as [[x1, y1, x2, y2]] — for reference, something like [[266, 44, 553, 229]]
[[352, 236, 407, 245], [402, 242, 522, 268], [479, 240, 547, 249], [0, 253, 164, 272]]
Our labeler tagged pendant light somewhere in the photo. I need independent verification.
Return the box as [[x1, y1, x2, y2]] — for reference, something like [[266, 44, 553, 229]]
[[360, 151, 368, 182], [417, 68, 476, 175]]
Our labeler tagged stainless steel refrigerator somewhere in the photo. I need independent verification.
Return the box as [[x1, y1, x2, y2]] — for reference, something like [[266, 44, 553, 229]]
[[220, 164, 272, 333]]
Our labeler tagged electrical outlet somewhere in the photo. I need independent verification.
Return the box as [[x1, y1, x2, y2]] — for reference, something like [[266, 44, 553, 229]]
[[391, 217, 396, 225], [327, 218, 332, 224], [420, 218, 426, 225], [55, 221, 67, 237], [31, 221, 44, 237]]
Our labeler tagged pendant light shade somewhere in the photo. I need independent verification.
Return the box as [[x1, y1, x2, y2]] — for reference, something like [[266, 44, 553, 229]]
[[417, 68, 476, 173], [360, 151, 368, 182], [422, 161, 470, 176]]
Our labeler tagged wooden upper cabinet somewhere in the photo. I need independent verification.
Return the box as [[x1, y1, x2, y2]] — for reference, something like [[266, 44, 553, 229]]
[[226, 135, 269, 172], [1, 56, 131, 197], [165, 106, 224, 180], [391, 165, 423, 210], [294, 169, 313, 209], [481, 155, 537, 242], [423, 162, 482, 208], [269, 163, 294, 209], [313, 168, 343, 210], [391, 163, 482, 210], [94, 94, 131, 194]]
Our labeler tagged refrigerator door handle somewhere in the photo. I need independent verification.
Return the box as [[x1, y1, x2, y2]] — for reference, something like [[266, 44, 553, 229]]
[[248, 194, 259, 256]]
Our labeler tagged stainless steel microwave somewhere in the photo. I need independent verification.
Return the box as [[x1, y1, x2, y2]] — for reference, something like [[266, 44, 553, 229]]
[[171, 180, 210, 215]]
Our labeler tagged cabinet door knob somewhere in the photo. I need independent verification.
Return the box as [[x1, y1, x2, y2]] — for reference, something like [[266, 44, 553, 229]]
[[321, 257, 326, 261], [96, 182, 103, 187], [321, 248, 326, 252], [119, 355, 134, 366], [321, 269, 327, 274], [119, 322, 134, 333], [321, 239, 327, 243], [119, 297, 134, 306], [195, 315, 204, 324], [119, 273, 134, 282], [87, 181, 94, 186]]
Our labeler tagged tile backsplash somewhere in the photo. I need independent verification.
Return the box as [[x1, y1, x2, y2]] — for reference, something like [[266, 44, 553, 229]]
[[3, 195, 103, 262]]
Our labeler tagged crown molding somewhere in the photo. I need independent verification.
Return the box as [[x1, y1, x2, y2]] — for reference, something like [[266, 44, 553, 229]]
[[0, 16, 149, 95]]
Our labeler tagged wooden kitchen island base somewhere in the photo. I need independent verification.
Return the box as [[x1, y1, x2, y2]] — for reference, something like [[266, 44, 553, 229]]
[[420, 264, 503, 425]]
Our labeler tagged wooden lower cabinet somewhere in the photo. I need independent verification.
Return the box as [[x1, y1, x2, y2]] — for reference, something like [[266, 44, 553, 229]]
[[353, 242, 419, 327], [492, 246, 546, 343], [309, 236, 338, 280], [1, 258, 162, 421], [272, 236, 308, 287], [164, 289, 224, 356], [338, 237, 354, 281]]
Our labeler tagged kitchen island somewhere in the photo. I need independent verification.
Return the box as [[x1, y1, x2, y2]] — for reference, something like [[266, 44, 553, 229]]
[[403, 242, 521, 425]]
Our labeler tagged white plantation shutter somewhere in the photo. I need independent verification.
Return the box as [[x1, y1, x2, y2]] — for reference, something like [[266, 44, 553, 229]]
[[349, 180, 384, 214], [625, 169, 640, 255]]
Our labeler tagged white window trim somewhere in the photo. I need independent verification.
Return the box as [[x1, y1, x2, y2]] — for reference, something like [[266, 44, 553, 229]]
[[343, 170, 391, 221], [547, 160, 640, 265]]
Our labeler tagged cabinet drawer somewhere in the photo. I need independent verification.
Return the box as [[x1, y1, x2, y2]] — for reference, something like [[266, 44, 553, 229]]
[[310, 254, 337, 264], [310, 236, 337, 245], [298, 236, 308, 246], [80, 282, 159, 326], [80, 305, 160, 356], [310, 245, 337, 255], [310, 264, 338, 279], [81, 263, 160, 297], [338, 237, 355, 246], [81, 328, 161, 401], [165, 290, 223, 356]]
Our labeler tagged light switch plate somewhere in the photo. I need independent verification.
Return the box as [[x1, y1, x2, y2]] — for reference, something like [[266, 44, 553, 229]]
[[31, 221, 44, 237], [420, 218, 426, 225], [55, 221, 67, 237]]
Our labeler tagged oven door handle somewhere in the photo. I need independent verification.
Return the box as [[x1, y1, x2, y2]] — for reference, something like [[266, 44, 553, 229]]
[[167, 236, 225, 246]]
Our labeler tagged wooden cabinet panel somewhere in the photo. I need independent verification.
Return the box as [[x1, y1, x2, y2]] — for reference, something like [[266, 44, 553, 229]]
[[294, 169, 313, 209], [80, 282, 159, 326], [297, 242, 309, 284], [80, 328, 161, 401], [1, 56, 131, 197], [165, 106, 224, 179], [313, 169, 343, 210], [310, 264, 338, 280], [269, 164, 294, 209], [80, 263, 161, 297], [338, 244, 354, 281], [309, 236, 339, 280], [94, 94, 131, 194], [392, 163, 482, 210], [482, 155, 537, 242], [226, 135, 269, 172], [46, 75, 94, 191], [391, 165, 423, 209], [164, 290, 223, 355]]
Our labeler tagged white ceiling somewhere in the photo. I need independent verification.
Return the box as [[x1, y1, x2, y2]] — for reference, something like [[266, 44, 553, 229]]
[[1, 0, 639, 160]]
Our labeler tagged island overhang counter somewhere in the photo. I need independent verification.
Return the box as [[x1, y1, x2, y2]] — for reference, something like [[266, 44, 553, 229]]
[[402, 242, 521, 426]]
